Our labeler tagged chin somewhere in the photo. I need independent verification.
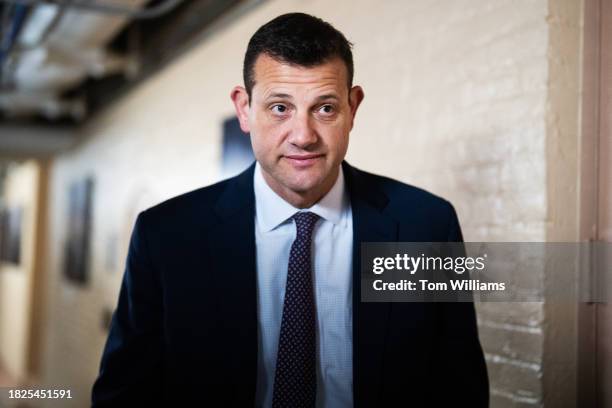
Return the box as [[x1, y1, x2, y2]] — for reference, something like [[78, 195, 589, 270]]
[[286, 181, 319, 194], [284, 174, 324, 194]]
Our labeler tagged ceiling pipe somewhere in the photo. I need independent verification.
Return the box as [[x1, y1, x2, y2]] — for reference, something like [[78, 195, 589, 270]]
[[0, 4, 30, 87], [0, 0, 183, 19], [0, 123, 75, 156], [0, 4, 29, 64]]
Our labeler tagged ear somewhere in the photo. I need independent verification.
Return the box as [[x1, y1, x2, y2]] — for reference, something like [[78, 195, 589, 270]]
[[348, 85, 364, 129], [230, 86, 251, 133]]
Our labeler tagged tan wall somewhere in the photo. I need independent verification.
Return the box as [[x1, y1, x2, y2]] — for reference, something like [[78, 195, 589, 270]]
[[0, 161, 40, 381], [39, 0, 583, 406], [543, 0, 584, 406]]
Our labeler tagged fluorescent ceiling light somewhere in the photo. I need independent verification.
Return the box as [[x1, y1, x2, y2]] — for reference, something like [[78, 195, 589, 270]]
[[19, 4, 60, 47]]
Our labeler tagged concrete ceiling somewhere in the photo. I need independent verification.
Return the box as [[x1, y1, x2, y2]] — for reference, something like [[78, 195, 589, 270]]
[[0, 0, 244, 156]]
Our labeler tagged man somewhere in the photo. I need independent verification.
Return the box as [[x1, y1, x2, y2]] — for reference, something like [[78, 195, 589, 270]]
[[92, 13, 489, 407]]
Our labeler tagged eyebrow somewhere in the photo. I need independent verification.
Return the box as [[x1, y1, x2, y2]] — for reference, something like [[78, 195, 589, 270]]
[[264, 93, 293, 101]]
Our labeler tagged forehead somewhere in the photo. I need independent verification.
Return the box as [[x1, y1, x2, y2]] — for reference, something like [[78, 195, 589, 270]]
[[251, 54, 348, 98]]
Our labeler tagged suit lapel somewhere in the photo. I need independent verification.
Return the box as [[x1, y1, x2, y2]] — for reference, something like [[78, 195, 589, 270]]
[[208, 163, 258, 399], [343, 161, 397, 407]]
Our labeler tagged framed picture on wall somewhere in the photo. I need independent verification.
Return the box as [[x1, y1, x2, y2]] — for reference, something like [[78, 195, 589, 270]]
[[0, 207, 6, 262], [63, 177, 94, 285], [221, 116, 254, 179], [0, 206, 22, 265]]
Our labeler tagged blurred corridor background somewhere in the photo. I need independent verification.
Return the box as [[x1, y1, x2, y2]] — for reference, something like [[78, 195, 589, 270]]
[[0, 0, 610, 406]]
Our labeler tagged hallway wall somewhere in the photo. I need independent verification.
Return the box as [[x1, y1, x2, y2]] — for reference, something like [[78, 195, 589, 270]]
[[0, 161, 41, 381]]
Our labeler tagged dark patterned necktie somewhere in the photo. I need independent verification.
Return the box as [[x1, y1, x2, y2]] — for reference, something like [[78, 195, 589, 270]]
[[272, 211, 320, 408]]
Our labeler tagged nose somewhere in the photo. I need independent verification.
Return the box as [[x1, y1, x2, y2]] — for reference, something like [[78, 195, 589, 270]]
[[287, 111, 318, 149]]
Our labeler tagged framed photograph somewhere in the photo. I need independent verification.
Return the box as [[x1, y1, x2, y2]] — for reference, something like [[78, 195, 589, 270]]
[[221, 116, 254, 178], [0, 206, 22, 265], [63, 177, 94, 285]]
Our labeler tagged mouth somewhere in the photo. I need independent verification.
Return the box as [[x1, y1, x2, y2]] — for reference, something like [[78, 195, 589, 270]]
[[284, 154, 324, 168]]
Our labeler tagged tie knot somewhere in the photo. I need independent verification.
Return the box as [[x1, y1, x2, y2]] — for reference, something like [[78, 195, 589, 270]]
[[293, 211, 319, 238]]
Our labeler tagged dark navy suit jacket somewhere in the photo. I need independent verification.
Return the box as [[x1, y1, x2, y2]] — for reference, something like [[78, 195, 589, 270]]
[[92, 161, 489, 407]]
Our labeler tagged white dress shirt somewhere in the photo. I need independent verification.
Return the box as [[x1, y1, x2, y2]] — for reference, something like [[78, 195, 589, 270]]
[[253, 162, 354, 408]]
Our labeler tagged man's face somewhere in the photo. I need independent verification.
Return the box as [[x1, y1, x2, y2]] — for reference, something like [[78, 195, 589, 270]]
[[231, 54, 364, 206]]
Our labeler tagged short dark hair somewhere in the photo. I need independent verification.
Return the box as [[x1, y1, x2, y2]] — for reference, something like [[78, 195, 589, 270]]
[[243, 13, 354, 100]]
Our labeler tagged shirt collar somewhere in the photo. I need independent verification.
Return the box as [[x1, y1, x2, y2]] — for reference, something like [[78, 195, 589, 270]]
[[254, 161, 348, 232]]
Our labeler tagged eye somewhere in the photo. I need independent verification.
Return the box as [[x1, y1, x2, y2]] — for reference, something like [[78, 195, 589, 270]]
[[271, 104, 288, 114], [318, 104, 335, 115]]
